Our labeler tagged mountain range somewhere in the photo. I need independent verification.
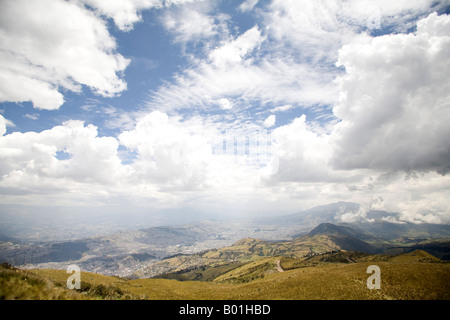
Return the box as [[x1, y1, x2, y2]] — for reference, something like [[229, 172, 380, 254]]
[[139, 221, 450, 280], [1, 202, 449, 279]]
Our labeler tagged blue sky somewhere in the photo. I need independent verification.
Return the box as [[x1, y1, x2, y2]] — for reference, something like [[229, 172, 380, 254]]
[[1, 0, 450, 231]]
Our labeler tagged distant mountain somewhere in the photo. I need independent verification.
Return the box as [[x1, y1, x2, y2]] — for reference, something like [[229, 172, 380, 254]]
[[307, 223, 376, 254], [2, 201, 450, 279], [0, 220, 297, 277], [256, 202, 360, 230], [308, 222, 360, 237], [136, 221, 450, 279], [256, 201, 450, 244], [342, 221, 450, 241], [136, 222, 379, 278]]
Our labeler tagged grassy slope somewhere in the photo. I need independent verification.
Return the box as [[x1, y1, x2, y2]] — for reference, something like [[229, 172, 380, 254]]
[[135, 234, 350, 278], [0, 264, 90, 300], [0, 263, 143, 300], [22, 250, 450, 300]]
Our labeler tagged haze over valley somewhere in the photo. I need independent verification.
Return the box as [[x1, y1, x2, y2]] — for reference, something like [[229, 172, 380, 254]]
[[2, 202, 449, 279]]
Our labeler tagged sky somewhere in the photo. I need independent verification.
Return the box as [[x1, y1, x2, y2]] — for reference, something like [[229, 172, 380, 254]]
[[1, 0, 450, 230]]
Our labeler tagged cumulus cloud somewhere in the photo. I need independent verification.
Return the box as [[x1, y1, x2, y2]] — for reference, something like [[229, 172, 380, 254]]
[[0, 120, 125, 184], [0, 0, 130, 110], [118, 111, 215, 190], [255, 12, 450, 223], [0, 115, 14, 136], [266, 115, 339, 183], [149, 0, 444, 115], [264, 0, 445, 62], [0, 116, 6, 137], [217, 98, 234, 110], [0, 2, 449, 224], [0, 108, 273, 208], [263, 115, 276, 128], [0, 0, 208, 110], [265, 12, 450, 183], [332, 12, 450, 174]]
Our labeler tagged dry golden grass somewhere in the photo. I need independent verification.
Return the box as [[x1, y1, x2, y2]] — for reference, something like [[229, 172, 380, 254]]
[[120, 261, 449, 300], [27, 256, 450, 300], [4, 250, 447, 300]]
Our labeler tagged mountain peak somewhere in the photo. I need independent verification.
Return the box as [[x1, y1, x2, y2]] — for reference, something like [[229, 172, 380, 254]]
[[232, 237, 260, 246]]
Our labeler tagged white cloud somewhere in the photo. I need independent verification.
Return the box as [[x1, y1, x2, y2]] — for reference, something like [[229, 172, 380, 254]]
[[256, 12, 450, 223], [80, 0, 160, 31], [0, 120, 125, 185], [238, 0, 260, 13], [0, 2, 449, 225], [217, 98, 234, 110], [265, 114, 341, 183], [271, 104, 293, 113], [148, 27, 338, 113], [1, 106, 449, 223], [332, 12, 450, 174], [263, 115, 276, 128], [161, 3, 221, 44], [0, 0, 207, 111], [264, 0, 445, 62], [208, 25, 264, 67], [80, 0, 208, 31], [0, 0, 130, 110], [0, 109, 278, 210], [24, 114, 39, 120], [151, 0, 438, 114], [118, 111, 214, 190], [0, 115, 12, 136]]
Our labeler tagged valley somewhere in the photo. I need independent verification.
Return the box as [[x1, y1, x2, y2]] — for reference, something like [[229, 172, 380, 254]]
[[0, 220, 298, 277], [2, 249, 449, 300], [1, 202, 450, 280], [1, 202, 450, 300]]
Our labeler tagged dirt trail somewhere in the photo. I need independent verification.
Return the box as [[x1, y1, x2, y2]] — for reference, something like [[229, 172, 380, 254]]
[[276, 260, 284, 272]]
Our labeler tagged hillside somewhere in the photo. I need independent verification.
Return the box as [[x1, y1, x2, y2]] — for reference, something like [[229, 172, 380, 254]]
[[2, 202, 449, 279], [3, 250, 449, 300], [258, 202, 450, 242], [0, 262, 143, 300], [307, 223, 376, 253], [2, 220, 449, 300], [135, 224, 378, 279], [0, 221, 294, 277]]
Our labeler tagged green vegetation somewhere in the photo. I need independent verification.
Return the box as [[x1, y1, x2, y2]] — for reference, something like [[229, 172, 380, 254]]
[[154, 262, 242, 281], [213, 257, 279, 283]]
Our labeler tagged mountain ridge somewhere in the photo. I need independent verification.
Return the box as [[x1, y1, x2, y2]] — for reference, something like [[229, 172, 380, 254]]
[[4, 247, 448, 300], [135, 223, 382, 278], [1, 202, 450, 278]]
